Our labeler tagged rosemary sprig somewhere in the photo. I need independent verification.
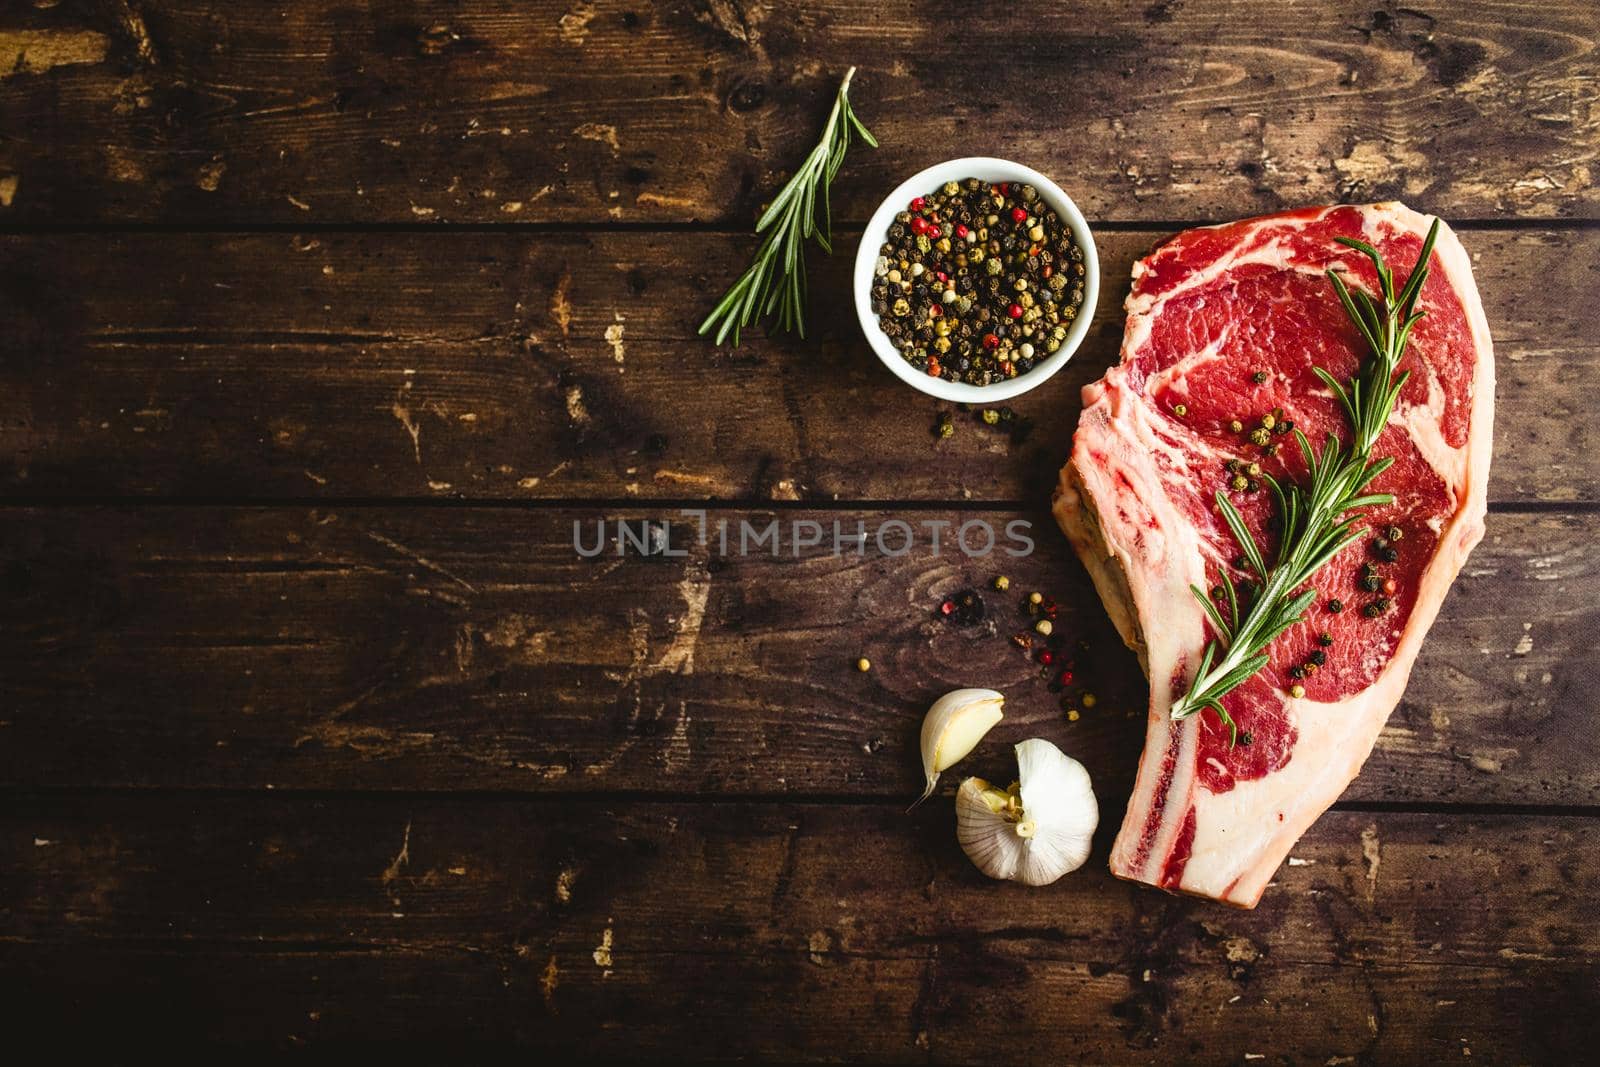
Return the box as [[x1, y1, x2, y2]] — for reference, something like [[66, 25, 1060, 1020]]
[[1171, 218, 1442, 743], [698, 67, 877, 346]]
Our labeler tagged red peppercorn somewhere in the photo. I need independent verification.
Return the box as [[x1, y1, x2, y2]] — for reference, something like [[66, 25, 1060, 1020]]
[[928, 303, 942, 317], [982, 333, 999, 349], [927, 225, 941, 238], [1042, 265, 1054, 278], [1059, 670, 1074, 685], [940, 599, 955, 615], [1008, 303, 1023, 319], [996, 182, 1009, 195], [1011, 207, 1028, 223], [1038, 651, 1054, 666], [1000, 361, 1014, 376], [935, 271, 948, 282], [1382, 578, 1397, 595], [910, 216, 928, 236], [955, 224, 969, 239], [910, 196, 925, 212], [927, 360, 941, 377]]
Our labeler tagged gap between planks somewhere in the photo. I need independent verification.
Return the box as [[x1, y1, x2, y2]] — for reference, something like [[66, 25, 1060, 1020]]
[[1, 784, 1596, 819], [0, 218, 1598, 238]]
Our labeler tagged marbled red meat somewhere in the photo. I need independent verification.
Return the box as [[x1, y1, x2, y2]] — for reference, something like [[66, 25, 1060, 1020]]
[[1053, 204, 1494, 907]]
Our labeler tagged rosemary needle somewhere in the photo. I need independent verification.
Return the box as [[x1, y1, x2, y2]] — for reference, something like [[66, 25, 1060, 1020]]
[[698, 67, 877, 346], [1171, 218, 1442, 744]]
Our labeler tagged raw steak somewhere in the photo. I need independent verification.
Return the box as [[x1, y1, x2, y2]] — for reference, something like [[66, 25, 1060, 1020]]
[[1053, 203, 1493, 907]]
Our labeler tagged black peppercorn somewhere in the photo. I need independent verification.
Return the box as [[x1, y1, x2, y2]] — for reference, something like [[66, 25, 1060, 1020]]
[[1308, 649, 1327, 666], [1328, 599, 1344, 613]]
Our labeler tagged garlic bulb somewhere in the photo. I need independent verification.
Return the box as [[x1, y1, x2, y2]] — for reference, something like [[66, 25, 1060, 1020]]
[[956, 738, 1098, 886], [915, 688, 1005, 806]]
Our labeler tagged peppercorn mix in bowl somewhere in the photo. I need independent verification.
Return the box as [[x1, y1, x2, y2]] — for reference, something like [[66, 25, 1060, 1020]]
[[854, 158, 1099, 402]]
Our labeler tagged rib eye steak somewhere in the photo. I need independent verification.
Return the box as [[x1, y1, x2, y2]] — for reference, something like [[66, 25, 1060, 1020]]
[[1053, 203, 1494, 906]]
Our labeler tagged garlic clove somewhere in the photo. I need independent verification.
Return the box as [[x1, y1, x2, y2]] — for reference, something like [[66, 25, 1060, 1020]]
[[956, 738, 1098, 886], [915, 688, 1004, 807]]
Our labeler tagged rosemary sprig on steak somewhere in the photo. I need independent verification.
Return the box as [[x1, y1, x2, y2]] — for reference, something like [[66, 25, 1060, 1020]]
[[1171, 218, 1442, 744], [698, 67, 877, 346]]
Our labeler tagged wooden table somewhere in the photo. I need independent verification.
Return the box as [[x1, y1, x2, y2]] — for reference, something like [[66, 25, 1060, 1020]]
[[2, 1, 1596, 1060]]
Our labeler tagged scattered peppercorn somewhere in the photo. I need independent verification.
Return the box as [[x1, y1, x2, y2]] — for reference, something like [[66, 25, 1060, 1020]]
[[1261, 413, 1276, 430], [1082, 693, 1097, 708], [1011, 632, 1033, 649], [1173, 403, 1188, 417], [1290, 684, 1306, 699], [1035, 619, 1053, 636], [1230, 419, 1244, 433], [1382, 577, 1397, 595], [855, 657, 871, 672], [1252, 370, 1269, 384], [1308, 650, 1327, 666], [981, 408, 1001, 425], [1378, 545, 1399, 563], [1239, 731, 1255, 746], [1318, 632, 1334, 646], [935, 411, 955, 439], [1387, 525, 1404, 542], [1067, 708, 1080, 722], [1028, 592, 1043, 605], [1328, 599, 1344, 613], [1361, 573, 1382, 592], [993, 575, 1010, 591], [1249, 428, 1272, 446], [1289, 664, 1307, 679]]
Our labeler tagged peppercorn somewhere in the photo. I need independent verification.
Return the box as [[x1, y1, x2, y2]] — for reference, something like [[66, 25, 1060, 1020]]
[[1387, 525, 1404, 542], [1231, 474, 1248, 491], [1240, 731, 1254, 746], [981, 408, 1000, 425], [1028, 592, 1043, 605], [1230, 419, 1244, 433], [1011, 632, 1032, 649], [1290, 684, 1306, 699], [1379, 546, 1399, 563], [1382, 577, 1397, 595], [1318, 632, 1334, 646], [1247, 463, 1261, 477], [1252, 370, 1269, 383], [935, 412, 955, 439], [1376, 596, 1392, 613], [1289, 664, 1307, 679], [855, 657, 871, 672], [1261, 413, 1276, 430], [1082, 693, 1097, 708], [1328, 598, 1344, 613], [1361, 573, 1382, 592], [1035, 619, 1053, 636], [1173, 403, 1188, 417], [993, 575, 1010, 591], [1308, 650, 1327, 666], [1249, 428, 1272, 446], [1212, 585, 1226, 599], [1066, 708, 1080, 722]]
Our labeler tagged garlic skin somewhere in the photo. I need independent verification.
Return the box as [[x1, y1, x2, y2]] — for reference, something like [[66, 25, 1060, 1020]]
[[916, 688, 1005, 806], [956, 738, 1098, 886]]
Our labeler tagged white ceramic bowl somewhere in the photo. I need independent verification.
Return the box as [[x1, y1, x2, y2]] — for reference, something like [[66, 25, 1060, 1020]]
[[853, 157, 1099, 403]]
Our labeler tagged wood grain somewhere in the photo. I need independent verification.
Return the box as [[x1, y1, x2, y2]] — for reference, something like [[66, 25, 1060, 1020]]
[[1, 505, 1588, 802], [4, 794, 1595, 1060], [0, 2, 1594, 224], [2, 228, 1594, 503]]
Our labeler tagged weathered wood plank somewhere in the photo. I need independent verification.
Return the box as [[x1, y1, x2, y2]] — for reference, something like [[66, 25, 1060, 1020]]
[[0, 505, 1588, 802], [0, 1, 1594, 224], [3, 795, 1596, 1060], [2, 228, 1593, 503]]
